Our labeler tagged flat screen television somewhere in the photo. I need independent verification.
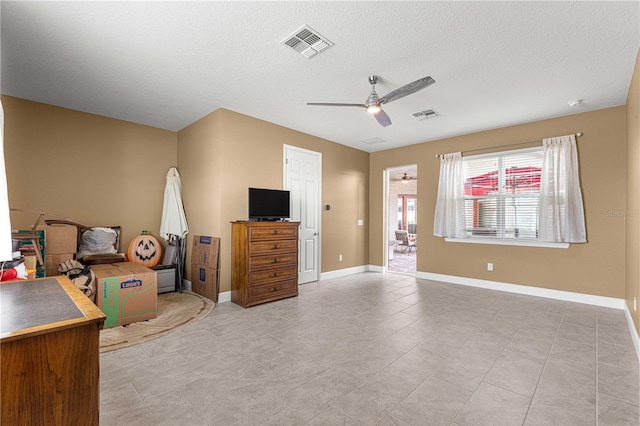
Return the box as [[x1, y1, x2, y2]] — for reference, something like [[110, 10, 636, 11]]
[[248, 187, 290, 221]]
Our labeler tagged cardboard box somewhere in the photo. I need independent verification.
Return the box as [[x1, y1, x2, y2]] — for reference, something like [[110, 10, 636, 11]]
[[191, 236, 220, 269], [93, 262, 157, 328], [190, 264, 219, 302], [38, 224, 77, 255], [45, 253, 74, 277]]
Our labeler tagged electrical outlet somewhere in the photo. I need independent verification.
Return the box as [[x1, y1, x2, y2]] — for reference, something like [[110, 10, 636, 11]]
[[339, 254, 343, 261], [634, 297, 637, 312], [357, 219, 363, 226], [487, 263, 493, 271]]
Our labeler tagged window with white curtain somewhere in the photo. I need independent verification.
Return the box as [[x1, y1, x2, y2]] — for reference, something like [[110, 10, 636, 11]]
[[434, 134, 586, 247], [463, 147, 544, 240]]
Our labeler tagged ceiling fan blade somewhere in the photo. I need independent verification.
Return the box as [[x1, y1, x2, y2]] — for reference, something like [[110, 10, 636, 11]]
[[307, 102, 366, 108], [379, 76, 435, 104], [374, 109, 392, 127]]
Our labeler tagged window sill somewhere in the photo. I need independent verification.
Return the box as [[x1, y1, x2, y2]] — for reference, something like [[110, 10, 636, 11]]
[[444, 237, 570, 249]]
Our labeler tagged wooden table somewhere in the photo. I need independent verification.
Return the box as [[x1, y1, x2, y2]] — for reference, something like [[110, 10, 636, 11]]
[[1, 276, 106, 425]]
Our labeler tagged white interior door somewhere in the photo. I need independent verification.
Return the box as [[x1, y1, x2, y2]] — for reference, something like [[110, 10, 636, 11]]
[[284, 145, 321, 284]]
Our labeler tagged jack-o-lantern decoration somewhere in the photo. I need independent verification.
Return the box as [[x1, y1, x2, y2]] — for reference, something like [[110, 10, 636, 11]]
[[127, 231, 162, 267]]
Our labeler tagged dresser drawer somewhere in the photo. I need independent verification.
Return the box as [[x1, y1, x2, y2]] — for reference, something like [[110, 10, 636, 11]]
[[248, 279, 298, 303], [249, 239, 297, 255], [250, 265, 297, 285], [249, 253, 297, 270], [232, 221, 300, 308], [249, 226, 297, 241]]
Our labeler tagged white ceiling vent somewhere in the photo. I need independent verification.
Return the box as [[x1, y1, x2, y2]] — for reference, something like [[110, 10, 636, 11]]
[[411, 109, 440, 121], [281, 25, 333, 59], [360, 136, 387, 145]]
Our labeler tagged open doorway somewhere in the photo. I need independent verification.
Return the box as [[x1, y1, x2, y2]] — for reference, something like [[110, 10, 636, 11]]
[[386, 165, 417, 274]]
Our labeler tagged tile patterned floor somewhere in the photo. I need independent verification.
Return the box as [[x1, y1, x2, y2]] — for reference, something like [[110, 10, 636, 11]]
[[388, 250, 416, 274], [100, 272, 640, 425]]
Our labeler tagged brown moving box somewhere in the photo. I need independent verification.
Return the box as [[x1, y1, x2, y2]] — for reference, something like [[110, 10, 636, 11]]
[[93, 262, 157, 328], [192, 236, 220, 269], [190, 264, 219, 302], [44, 253, 74, 277], [38, 224, 78, 255]]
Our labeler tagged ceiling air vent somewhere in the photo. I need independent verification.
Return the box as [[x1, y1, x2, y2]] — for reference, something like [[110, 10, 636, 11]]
[[411, 109, 440, 121], [281, 25, 333, 59], [360, 136, 387, 145]]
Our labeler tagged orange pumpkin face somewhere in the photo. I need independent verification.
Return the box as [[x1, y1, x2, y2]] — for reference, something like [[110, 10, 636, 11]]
[[127, 231, 162, 267]]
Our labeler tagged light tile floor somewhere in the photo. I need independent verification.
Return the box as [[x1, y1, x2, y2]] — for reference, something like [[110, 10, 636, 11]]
[[388, 250, 416, 274], [100, 272, 640, 425]]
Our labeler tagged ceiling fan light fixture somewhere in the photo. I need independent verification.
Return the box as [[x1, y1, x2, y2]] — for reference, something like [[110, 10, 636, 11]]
[[306, 74, 435, 127], [400, 173, 415, 183], [366, 104, 381, 114]]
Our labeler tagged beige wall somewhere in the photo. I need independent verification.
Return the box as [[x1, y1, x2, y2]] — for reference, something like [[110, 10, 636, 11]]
[[178, 109, 369, 293], [3, 88, 635, 311], [371, 107, 627, 299], [626, 49, 640, 334], [176, 109, 223, 274], [3, 96, 177, 250]]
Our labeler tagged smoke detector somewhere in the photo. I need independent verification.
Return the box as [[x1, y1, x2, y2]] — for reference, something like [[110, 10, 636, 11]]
[[568, 99, 583, 107], [281, 25, 334, 59]]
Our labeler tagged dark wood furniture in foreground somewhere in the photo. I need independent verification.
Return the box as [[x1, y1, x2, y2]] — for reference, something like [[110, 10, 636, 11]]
[[231, 221, 299, 307], [1, 275, 106, 426]]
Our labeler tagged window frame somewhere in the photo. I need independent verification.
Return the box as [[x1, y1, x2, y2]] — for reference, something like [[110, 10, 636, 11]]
[[397, 194, 417, 232], [446, 146, 569, 249]]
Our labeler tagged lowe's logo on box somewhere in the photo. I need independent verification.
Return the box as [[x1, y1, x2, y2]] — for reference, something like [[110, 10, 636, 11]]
[[199, 236, 212, 245], [121, 279, 143, 289], [199, 268, 206, 281]]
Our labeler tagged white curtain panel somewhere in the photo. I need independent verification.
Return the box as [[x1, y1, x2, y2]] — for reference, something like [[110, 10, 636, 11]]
[[538, 134, 587, 243], [433, 152, 467, 238]]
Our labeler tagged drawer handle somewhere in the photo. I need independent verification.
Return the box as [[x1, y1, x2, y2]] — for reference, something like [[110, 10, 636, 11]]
[[272, 244, 279, 249], [270, 287, 277, 292], [273, 258, 278, 263], [271, 272, 278, 278], [273, 229, 279, 234]]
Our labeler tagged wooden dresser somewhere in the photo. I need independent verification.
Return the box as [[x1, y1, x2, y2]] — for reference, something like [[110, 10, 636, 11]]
[[1, 275, 106, 426], [231, 221, 299, 307]]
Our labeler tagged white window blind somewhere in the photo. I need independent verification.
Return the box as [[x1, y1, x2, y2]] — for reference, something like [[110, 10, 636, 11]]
[[463, 147, 544, 240]]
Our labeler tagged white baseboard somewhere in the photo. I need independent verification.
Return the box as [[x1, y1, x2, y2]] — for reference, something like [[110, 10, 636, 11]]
[[218, 290, 231, 303], [417, 271, 640, 361], [368, 264, 385, 273], [182, 279, 191, 292], [623, 303, 640, 361], [320, 265, 376, 280], [417, 271, 626, 309]]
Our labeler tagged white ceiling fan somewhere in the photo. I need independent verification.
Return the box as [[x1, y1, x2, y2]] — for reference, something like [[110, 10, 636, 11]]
[[307, 75, 435, 127]]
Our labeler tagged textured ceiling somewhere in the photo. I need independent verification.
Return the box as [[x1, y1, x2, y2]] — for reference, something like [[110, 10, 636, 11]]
[[1, 1, 638, 153]]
